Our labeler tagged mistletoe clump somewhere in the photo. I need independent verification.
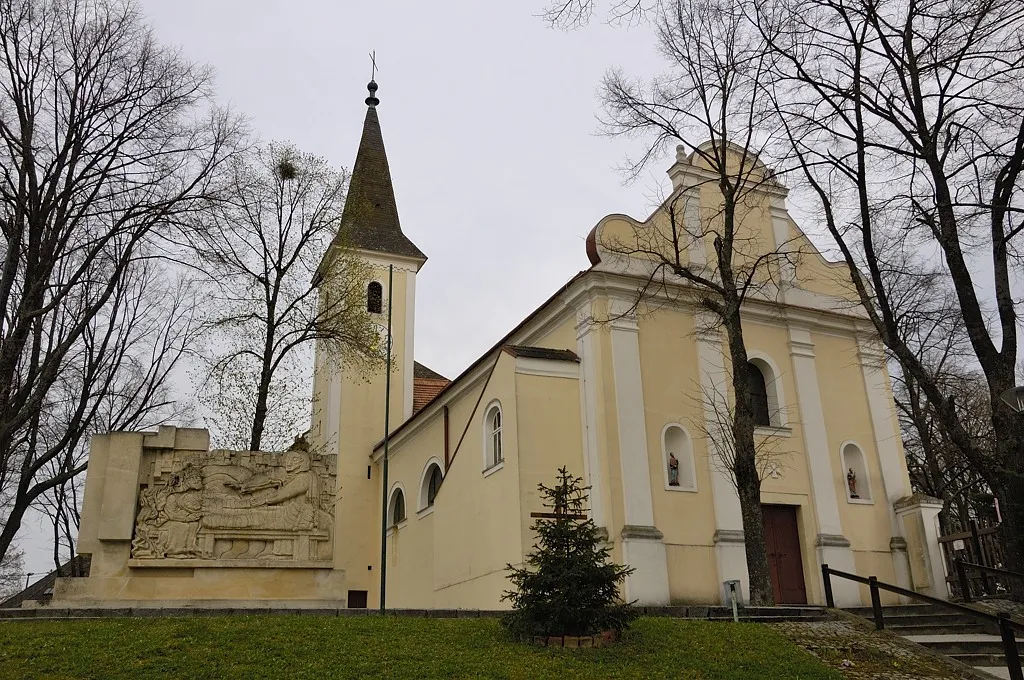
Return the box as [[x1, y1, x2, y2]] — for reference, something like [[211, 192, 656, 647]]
[[501, 467, 636, 638]]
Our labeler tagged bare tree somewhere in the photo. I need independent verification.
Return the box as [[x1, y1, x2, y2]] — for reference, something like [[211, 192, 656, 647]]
[[696, 379, 793, 486], [597, 0, 802, 605], [0, 0, 239, 563], [31, 263, 198, 571], [883, 269, 994, 531], [187, 143, 384, 452], [0, 543, 23, 597], [757, 0, 1024, 595], [542, 0, 652, 27]]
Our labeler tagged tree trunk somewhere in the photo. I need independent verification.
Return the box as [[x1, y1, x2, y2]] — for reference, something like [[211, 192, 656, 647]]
[[249, 320, 278, 452], [993, 435, 1024, 601], [0, 496, 28, 568], [723, 312, 774, 606]]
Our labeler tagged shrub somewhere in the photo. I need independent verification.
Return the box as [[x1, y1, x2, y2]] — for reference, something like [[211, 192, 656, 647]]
[[501, 467, 636, 638]]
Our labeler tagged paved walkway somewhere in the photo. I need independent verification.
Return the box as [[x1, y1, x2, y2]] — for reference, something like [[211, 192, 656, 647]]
[[773, 619, 991, 679]]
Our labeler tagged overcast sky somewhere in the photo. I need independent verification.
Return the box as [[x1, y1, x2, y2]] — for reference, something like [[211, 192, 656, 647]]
[[20, 1, 676, 574], [143, 0, 672, 380]]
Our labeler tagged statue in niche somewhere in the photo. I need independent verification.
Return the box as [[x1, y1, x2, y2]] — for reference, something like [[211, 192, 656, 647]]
[[202, 449, 320, 532], [668, 452, 680, 487], [847, 468, 859, 499]]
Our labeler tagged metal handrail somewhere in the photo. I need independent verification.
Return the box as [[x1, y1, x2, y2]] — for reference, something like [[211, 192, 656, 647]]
[[822, 564, 1023, 680], [960, 561, 1024, 580], [956, 558, 1024, 603]]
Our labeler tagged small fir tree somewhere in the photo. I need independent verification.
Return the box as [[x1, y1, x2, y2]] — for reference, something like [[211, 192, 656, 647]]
[[501, 467, 636, 638]]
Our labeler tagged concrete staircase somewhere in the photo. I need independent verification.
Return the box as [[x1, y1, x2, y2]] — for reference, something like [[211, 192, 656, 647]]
[[846, 604, 1022, 679]]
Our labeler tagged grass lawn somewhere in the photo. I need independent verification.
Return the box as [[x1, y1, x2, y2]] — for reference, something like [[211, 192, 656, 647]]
[[0, 616, 841, 679]]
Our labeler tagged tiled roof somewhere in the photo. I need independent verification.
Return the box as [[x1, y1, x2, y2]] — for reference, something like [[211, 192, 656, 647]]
[[413, 377, 450, 414], [413, 361, 447, 381], [503, 345, 580, 362], [331, 87, 425, 261]]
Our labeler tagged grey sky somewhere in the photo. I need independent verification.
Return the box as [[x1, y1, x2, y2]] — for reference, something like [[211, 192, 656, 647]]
[[142, 0, 669, 379], [20, 2, 672, 573]]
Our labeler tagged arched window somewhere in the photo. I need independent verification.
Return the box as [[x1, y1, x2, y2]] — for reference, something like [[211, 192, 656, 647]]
[[662, 424, 696, 491], [419, 458, 444, 510], [747, 362, 771, 427], [484, 402, 503, 470], [841, 442, 872, 502], [367, 281, 383, 314], [746, 357, 785, 428], [388, 487, 406, 526]]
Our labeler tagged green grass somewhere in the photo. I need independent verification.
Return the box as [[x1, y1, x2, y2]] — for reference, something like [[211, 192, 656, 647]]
[[0, 616, 841, 679]]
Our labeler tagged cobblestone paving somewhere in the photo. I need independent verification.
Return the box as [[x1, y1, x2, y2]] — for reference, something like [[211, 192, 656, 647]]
[[771, 620, 979, 679], [970, 598, 1024, 619]]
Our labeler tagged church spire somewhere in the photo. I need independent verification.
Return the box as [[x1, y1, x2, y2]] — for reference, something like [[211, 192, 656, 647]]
[[333, 80, 425, 262]]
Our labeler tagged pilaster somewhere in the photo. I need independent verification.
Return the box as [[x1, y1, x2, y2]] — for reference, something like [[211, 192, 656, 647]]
[[696, 313, 750, 604], [789, 327, 859, 606], [858, 335, 915, 592], [608, 298, 670, 605], [895, 495, 948, 599], [576, 303, 607, 529]]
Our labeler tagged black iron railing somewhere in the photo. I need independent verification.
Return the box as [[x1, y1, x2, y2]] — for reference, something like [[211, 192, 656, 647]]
[[822, 564, 1024, 680], [955, 558, 1024, 603]]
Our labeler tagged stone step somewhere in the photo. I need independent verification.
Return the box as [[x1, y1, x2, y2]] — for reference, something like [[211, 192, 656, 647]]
[[909, 630, 1019, 659], [975, 666, 1012, 679], [845, 604, 949, 617], [949, 652, 1008, 668], [888, 622, 991, 636], [708, 615, 828, 623], [881, 612, 984, 627], [1, 604, 829, 621]]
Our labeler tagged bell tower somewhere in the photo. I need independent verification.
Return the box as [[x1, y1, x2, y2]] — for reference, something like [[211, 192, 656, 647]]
[[312, 80, 426, 606]]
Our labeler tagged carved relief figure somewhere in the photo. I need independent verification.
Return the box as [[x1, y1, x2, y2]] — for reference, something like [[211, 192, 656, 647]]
[[847, 468, 859, 499], [130, 445, 336, 563], [161, 464, 204, 556], [668, 452, 680, 487], [130, 464, 203, 558], [203, 450, 319, 532]]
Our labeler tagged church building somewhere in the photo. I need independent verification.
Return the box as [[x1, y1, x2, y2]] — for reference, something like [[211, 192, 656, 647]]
[[58, 83, 948, 610], [308, 82, 947, 610]]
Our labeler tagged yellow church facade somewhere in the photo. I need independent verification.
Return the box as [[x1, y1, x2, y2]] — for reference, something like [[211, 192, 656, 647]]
[[56, 84, 947, 610], [308, 86, 947, 611]]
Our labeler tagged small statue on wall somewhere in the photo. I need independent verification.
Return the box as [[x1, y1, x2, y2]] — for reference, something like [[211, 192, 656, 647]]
[[847, 468, 859, 499], [668, 452, 680, 487]]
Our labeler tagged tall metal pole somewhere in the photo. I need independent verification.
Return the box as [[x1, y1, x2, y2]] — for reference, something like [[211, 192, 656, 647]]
[[379, 264, 394, 612]]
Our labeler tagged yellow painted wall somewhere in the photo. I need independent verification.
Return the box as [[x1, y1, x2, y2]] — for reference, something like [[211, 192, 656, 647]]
[[515, 369, 585, 562], [329, 263, 415, 606]]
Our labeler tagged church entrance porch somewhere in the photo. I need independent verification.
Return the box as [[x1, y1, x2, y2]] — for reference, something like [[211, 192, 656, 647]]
[[762, 505, 808, 605]]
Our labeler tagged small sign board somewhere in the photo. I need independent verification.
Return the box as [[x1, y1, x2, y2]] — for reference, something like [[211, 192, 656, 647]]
[[953, 539, 966, 551]]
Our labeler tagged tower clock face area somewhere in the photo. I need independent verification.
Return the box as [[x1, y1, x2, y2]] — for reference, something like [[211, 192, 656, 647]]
[[373, 323, 393, 351]]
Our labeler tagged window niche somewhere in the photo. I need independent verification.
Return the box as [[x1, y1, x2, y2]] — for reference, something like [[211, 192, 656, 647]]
[[746, 358, 784, 429], [388, 486, 406, 527], [483, 401, 503, 472], [841, 442, 872, 503], [419, 459, 444, 511], [367, 281, 383, 314], [662, 424, 696, 492]]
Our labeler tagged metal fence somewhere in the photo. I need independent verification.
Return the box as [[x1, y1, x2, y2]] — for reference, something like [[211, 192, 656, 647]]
[[938, 520, 1004, 598]]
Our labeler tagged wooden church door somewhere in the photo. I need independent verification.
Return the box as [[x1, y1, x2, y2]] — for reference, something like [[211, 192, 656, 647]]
[[762, 505, 808, 604]]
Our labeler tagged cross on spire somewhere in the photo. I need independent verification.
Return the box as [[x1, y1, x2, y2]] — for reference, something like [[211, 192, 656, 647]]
[[365, 51, 380, 107]]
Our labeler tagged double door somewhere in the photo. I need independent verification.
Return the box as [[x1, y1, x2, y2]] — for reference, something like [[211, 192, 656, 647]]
[[762, 504, 808, 605]]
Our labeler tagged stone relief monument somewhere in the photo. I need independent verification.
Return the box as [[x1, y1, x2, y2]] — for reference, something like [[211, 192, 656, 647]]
[[130, 438, 337, 565], [51, 427, 348, 604]]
